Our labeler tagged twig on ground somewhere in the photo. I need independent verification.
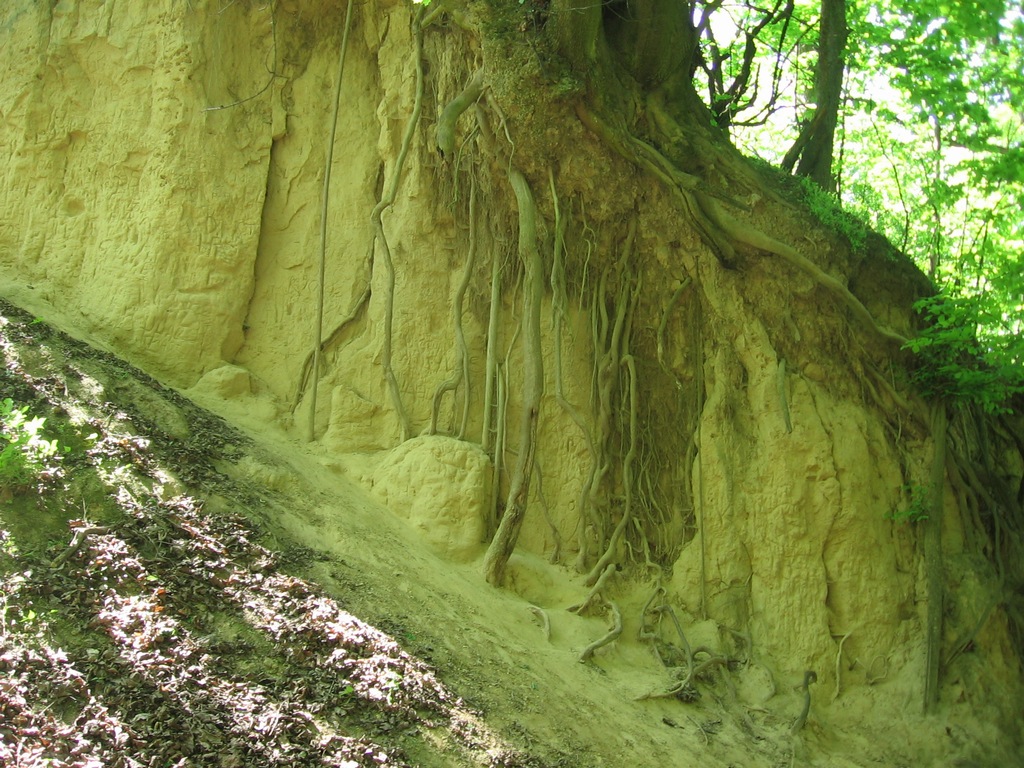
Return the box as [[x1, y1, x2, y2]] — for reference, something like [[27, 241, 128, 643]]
[[51, 525, 109, 568]]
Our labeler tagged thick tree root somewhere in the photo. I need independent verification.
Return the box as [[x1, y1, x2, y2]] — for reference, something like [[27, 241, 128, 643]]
[[549, 171, 599, 570], [576, 101, 908, 345], [436, 69, 484, 158], [481, 225, 503, 453], [483, 170, 544, 587], [294, 281, 370, 411], [636, 651, 729, 701], [700, 196, 909, 345], [568, 563, 615, 615]]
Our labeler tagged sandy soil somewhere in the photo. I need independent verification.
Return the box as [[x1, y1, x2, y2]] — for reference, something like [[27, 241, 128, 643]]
[[1, 294, 1018, 767]]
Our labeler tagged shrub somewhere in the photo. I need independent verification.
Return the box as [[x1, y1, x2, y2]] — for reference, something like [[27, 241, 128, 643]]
[[0, 398, 59, 491], [903, 294, 1024, 414]]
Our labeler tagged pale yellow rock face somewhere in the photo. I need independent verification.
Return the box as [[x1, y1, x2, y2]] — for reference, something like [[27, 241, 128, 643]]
[[365, 435, 490, 563], [0, 1, 273, 385]]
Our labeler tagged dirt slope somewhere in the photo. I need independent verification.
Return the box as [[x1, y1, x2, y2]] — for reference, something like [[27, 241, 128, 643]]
[[1, 298, 1018, 767]]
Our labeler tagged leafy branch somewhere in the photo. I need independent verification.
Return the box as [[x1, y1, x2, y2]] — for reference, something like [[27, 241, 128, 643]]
[[903, 294, 1024, 413]]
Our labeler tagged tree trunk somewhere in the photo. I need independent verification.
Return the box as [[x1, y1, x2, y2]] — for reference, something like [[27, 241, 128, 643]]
[[783, 0, 848, 190]]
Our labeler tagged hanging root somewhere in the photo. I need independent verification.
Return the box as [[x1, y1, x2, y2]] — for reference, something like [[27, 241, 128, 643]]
[[777, 357, 793, 433], [579, 602, 622, 663], [582, 222, 640, 583], [294, 281, 371, 411], [923, 403, 947, 713], [790, 670, 818, 734], [367, 8, 426, 443], [832, 630, 852, 702], [549, 170, 599, 570], [657, 277, 689, 370], [482, 170, 544, 587], [430, 172, 477, 437], [584, 330, 640, 585], [306, 0, 355, 440], [481, 230, 503, 453], [534, 462, 563, 562], [486, 362, 508, 538], [576, 99, 907, 345]]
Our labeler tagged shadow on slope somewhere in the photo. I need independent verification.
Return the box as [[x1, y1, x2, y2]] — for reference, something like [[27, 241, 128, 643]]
[[0, 298, 536, 768]]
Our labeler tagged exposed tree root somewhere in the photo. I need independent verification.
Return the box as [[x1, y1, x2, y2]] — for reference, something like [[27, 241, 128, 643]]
[[694, 294, 707, 619], [575, 100, 908, 346], [583, 223, 640, 584], [574, 103, 736, 266], [701, 196, 908, 345], [568, 563, 615, 615], [306, 0, 355, 440], [579, 602, 622, 663], [430, 172, 476, 438], [832, 630, 852, 702], [584, 351, 639, 586], [481, 218, 503, 454], [51, 525, 110, 569], [944, 595, 999, 670], [636, 651, 729, 701], [367, 8, 427, 443], [534, 462, 563, 562], [486, 362, 508, 538], [549, 171, 600, 571], [790, 670, 818, 734], [483, 170, 544, 587], [294, 278, 371, 411], [436, 69, 484, 158], [777, 357, 792, 433], [656, 277, 689, 370], [923, 402, 947, 713]]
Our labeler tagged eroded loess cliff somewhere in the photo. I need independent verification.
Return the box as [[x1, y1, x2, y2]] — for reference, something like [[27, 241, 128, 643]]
[[1, 1, 1022, 765]]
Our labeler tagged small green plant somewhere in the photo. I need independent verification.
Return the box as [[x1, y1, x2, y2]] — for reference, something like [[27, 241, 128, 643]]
[[798, 176, 869, 251], [903, 294, 1024, 414], [0, 398, 59, 491], [889, 483, 932, 525]]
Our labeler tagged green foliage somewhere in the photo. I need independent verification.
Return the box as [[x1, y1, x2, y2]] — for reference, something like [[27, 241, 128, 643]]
[[712, 0, 1022, 379], [889, 483, 932, 525], [903, 294, 1024, 413], [0, 398, 59, 490], [797, 175, 868, 251]]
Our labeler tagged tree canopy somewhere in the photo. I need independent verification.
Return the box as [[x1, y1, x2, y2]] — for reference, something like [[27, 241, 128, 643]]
[[692, 0, 1024, 405]]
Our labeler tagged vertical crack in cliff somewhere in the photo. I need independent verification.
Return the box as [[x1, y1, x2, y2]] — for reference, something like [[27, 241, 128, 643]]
[[242, 133, 283, 353]]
